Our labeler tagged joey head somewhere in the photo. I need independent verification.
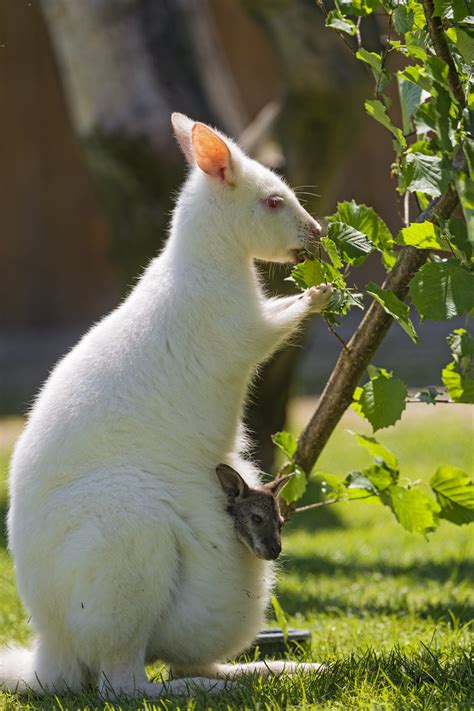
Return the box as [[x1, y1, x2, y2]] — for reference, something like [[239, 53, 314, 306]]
[[216, 464, 292, 561]]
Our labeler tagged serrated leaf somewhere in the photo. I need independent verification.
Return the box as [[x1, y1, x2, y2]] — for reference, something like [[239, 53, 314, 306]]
[[321, 237, 344, 268], [397, 76, 423, 134], [403, 153, 450, 198], [414, 387, 441, 404], [442, 361, 474, 403], [329, 201, 394, 252], [345, 470, 378, 494], [315, 472, 347, 500], [409, 261, 474, 320], [385, 485, 440, 535], [364, 463, 396, 490], [447, 328, 474, 359], [394, 5, 415, 33], [350, 432, 399, 471], [433, 0, 472, 22], [336, 0, 380, 16], [352, 369, 408, 431], [430, 466, 474, 525], [326, 10, 358, 34], [398, 221, 448, 250], [365, 100, 406, 150], [366, 282, 419, 343], [445, 216, 472, 262], [288, 260, 328, 290], [327, 222, 374, 263], [279, 465, 307, 504], [272, 431, 297, 460]]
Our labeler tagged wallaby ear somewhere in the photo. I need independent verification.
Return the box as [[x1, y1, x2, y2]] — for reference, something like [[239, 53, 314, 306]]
[[216, 464, 249, 500], [264, 473, 295, 498], [171, 112, 195, 165], [192, 123, 234, 184]]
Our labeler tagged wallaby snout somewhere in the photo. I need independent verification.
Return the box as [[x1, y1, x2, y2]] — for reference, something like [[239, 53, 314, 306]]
[[216, 464, 293, 561]]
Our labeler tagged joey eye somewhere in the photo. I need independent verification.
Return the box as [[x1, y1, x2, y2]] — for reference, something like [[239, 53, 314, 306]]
[[251, 513, 263, 524], [265, 195, 284, 210]]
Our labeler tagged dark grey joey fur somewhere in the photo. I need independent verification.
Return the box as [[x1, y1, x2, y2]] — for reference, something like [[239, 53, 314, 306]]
[[216, 464, 293, 560]]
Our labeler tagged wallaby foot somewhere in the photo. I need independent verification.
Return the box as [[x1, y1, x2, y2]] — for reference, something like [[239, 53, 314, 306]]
[[306, 283, 333, 313]]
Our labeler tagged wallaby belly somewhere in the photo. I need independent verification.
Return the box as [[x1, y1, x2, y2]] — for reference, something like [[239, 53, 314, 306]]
[[147, 525, 273, 666]]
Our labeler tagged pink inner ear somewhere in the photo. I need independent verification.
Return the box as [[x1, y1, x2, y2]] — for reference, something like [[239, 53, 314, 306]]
[[192, 123, 233, 183]]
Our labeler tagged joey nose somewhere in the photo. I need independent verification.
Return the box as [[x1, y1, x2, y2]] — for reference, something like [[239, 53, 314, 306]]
[[266, 540, 282, 560]]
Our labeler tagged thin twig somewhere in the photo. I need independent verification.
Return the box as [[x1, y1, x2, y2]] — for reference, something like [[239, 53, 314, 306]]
[[292, 493, 376, 515], [323, 317, 349, 351]]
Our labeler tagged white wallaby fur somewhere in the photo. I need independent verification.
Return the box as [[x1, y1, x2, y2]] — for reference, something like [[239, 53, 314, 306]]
[[3, 113, 330, 699]]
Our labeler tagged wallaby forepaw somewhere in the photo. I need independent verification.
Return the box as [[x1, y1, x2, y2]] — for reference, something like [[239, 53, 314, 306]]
[[306, 283, 333, 313]]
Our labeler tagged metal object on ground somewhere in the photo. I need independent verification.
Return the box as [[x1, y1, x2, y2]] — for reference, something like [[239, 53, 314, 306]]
[[245, 627, 312, 659]]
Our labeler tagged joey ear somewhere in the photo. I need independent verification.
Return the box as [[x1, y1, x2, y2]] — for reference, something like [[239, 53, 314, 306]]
[[216, 464, 249, 500], [264, 473, 295, 498], [171, 112, 195, 165], [192, 123, 234, 184]]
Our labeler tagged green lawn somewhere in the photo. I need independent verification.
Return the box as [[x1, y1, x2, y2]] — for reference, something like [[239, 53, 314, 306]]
[[0, 404, 472, 710]]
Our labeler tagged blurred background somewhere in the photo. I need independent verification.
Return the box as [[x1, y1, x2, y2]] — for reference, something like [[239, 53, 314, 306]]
[[0, 0, 458, 470]]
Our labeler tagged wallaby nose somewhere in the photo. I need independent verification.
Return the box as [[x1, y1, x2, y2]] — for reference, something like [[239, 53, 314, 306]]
[[309, 219, 322, 238], [266, 540, 281, 560]]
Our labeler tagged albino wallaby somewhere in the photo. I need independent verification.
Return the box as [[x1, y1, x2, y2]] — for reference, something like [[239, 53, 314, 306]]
[[216, 464, 293, 560], [2, 113, 331, 699]]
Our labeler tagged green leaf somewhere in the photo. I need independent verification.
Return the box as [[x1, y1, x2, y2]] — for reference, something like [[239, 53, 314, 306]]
[[445, 216, 472, 263], [356, 49, 389, 89], [366, 282, 418, 343], [433, 0, 473, 22], [330, 201, 394, 251], [279, 465, 307, 504], [271, 596, 288, 640], [327, 223, 374, 263], [398, 221, 448, 250], [336, 0, 380, 16], [402, 153, 450, 198], [321, 237, 344, 268], [447, 328, 474, 359], [397, 76, 423, 135], [326, 10, 357, 35], [385, 485, 440, 536], [409, 260, 474, 320], [365, 100, 406, 150], [442, 361, 474, 403], [393, 5, 415, 33], [350, 432, 399, 471], [352, 368, 408, 431], [430, 466, 474, 525], [288, 260, 329, 290], [315, 472, 347, 500], [364, 463, 396, 490], [345, 470, 378, 494], [414, 386, 441, 404], [272, 431, 297, 460]]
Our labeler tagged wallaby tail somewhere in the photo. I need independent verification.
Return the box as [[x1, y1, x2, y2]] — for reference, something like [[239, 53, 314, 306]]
[[0, 645, 38, 693], [0, 639, 85, 695]]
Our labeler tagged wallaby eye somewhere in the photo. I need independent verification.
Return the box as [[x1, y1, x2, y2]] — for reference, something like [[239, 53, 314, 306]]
[[265, 195, 284, 210], [251, 513, 263, 524]]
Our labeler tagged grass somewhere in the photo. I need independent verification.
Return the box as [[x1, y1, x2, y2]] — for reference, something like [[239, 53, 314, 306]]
[[0, 403, 473, 709]]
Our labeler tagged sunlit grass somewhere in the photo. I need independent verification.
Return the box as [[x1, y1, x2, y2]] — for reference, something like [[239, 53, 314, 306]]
[[0, 405, 472, 709]]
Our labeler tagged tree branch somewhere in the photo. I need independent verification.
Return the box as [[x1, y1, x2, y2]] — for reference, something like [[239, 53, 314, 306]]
[[420, 0, 465, 107], [292, 180, 459, 477]]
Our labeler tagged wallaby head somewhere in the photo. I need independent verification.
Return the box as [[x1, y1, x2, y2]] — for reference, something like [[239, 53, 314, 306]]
[[171, 112, 321, 264], [216, 464, 292, 561]]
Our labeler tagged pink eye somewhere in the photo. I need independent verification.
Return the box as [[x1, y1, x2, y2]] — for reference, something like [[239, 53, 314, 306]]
[[265, 195, 284, 209]]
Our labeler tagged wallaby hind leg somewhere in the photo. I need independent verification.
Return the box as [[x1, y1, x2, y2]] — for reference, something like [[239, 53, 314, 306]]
[[99, 654, 232, 700]]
